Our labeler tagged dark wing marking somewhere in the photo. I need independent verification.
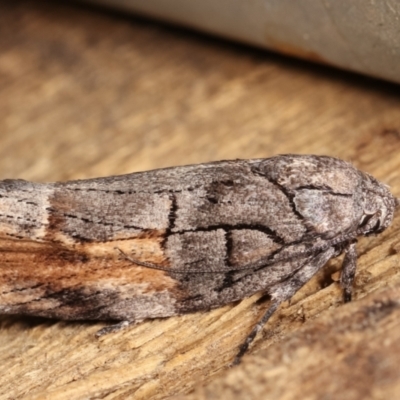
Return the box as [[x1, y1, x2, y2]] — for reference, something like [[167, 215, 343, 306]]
[[116, 227, 355, 274]]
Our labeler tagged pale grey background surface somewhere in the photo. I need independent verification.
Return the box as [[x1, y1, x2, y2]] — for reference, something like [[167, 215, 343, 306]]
[[86, 0, 400, 83]]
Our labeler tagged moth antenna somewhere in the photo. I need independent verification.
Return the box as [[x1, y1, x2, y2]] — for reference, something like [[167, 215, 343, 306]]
[[114, 247, 172, 272]]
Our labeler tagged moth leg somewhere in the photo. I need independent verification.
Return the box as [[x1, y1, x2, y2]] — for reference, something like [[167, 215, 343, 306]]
[[232, 301, 280, 366], [340, 241, 357, 303], [95, 320, 137, 337], [232, 247, 335, 366]]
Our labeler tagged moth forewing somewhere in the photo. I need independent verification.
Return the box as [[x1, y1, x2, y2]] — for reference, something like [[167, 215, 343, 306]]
[[0, 155, 396, 364]]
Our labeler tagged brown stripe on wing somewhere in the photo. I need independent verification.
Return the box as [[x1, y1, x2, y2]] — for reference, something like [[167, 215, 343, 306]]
[[0, 236, 182, 320]]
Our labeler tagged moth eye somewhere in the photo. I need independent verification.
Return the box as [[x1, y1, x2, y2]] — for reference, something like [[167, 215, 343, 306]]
[[359, 214, 373, 228], [372, 219, 381, 232]]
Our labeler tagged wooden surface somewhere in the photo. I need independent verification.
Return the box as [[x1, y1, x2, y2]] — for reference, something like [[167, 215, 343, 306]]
[[176, 285, 400, 400], [1, 1, 400, 399]]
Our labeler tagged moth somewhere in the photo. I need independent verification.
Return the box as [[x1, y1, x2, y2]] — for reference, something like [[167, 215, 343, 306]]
[[0, 155, 397, 364]]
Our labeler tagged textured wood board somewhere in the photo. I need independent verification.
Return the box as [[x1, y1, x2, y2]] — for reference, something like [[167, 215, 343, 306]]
[[175, 285, 400, 400], [0, 1, 400, 399]]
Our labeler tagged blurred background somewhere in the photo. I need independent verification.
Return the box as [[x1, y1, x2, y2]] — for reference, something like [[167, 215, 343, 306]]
[[90, 0, 400, 84], [1, 0, 400, 185]]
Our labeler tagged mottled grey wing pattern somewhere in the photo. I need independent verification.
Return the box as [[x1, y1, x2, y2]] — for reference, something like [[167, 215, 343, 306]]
[[45, 156, 366, 312], [0, 155, 396, 364]]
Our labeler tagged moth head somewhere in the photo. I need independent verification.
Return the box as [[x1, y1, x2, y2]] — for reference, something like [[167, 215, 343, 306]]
[[359, 172, 398, 236]]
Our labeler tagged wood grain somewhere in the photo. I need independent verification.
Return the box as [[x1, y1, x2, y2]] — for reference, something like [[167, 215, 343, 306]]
[[175, 285, 400, 400], [0, 1, 400, 399]]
